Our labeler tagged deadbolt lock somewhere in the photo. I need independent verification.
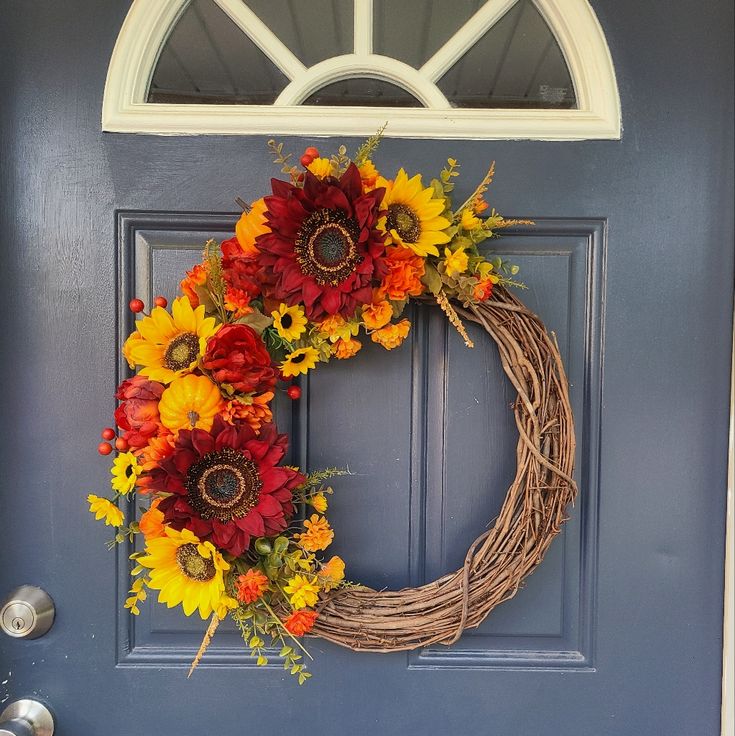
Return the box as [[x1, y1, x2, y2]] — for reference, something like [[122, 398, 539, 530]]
[[0, 587, 55, 639]]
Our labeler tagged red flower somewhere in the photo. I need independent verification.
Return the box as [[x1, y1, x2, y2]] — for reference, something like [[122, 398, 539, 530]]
[[256, 164, 387, 321], [284, 609, 318, 637], [202, 324, 276, 395], [144, 417, 304, 557], [114, 376, 165, 449], [221, 236, 261, 304]]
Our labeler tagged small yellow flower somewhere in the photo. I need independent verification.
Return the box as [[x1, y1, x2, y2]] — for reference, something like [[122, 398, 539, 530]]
[[460, 208, 482, 231], [320, 556, 345, 591], [309, 493, 328, 513], [296, 514, 334, 552], [317, 314, 359, 344], [281, 347, 319, 377], [111, 452, 142, 495], [271, 303, 307, 342], [216, 595, 239, 619], [443, 246, 469, 278], [307, 157, 336, 179], [87, 494, 124, 527], [284, 574, 320, 609]]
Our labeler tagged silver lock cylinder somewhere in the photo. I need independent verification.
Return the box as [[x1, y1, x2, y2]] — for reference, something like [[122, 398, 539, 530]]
[[0, 587, 55, 639]]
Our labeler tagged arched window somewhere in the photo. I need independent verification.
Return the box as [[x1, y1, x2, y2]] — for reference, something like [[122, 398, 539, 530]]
[[103, 0, 620, 139]]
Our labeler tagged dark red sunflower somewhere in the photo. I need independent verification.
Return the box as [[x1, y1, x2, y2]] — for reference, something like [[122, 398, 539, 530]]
[[144, 417, 304, 557], [256, 163, 387, 320]]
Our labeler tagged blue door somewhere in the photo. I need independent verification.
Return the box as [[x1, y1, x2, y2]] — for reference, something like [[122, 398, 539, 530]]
[[0, 1, 732, 734]]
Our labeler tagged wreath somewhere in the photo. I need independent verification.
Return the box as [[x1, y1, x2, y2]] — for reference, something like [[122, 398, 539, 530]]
[[87, 133, 576, 683]]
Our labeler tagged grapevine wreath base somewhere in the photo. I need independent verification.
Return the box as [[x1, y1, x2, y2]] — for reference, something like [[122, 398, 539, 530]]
[[312, 286, 577, 651]]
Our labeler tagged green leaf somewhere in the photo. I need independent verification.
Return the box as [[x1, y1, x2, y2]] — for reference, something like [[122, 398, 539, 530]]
[[421, 263, 443, 296], [254, 538, 272, 555], [234, 311, 273, 334]]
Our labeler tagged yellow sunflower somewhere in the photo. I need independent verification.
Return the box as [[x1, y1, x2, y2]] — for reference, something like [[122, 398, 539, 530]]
[[123, 296, 219, 384], [111, 452, 141, 495], [158, 374, 224, 433], [271, 303, 307, 342], [378, 169, 452, 257], [87, 495, 124, 527], [138, 526, 229, 619], [281, 347, 319, 378]]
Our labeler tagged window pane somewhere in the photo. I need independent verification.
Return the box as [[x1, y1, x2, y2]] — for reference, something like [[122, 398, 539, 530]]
[[374, 0, 486, 70], [303, 79, 422, 107], [245, 0, 353, 68], [148, 0, 289, 104], [437, 0, 576, 109]]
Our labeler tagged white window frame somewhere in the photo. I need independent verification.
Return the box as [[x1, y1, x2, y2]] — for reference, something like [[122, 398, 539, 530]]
[[102, 0, 621, 140]]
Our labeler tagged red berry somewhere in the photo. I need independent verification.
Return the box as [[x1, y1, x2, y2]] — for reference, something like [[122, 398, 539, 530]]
[[300, 154, 313, 167], [287, 385, 302, 400], [129, 298, 145, 313], [153, 296, 168, 308], [97, 442, 113, 456], [115, 437, 129, 452], [304, 146, 319, 158], [101, 427, 115, 441]]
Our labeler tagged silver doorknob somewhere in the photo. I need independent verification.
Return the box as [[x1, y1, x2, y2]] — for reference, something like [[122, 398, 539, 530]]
[[0, 700, 54, 736]]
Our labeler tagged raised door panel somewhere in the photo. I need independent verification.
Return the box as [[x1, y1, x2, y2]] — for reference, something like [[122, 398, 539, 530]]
[[116, 212, 603, 673]]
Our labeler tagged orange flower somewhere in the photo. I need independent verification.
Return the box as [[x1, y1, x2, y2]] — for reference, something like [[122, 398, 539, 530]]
[[473, 277, 495, 301], [235, 198, 269, 256], [180, 262, 210, 308], [136, 434, 175, 493], [283, 609, 318, 637], [371, 319, 411, 350], [379, 246, 425, 301], [221, 392, 274, 433], [361, 299, 392, 330], [473, 196, 489, 214], [139, 498, 165, 540], [296, 514, 334, 552], [235, 569, 270, 604], [223, 286, 254, 318], [317, 314, 359, 343], [359, 160, 379, 191], [320, 555, 345, 591], [332, 337, 362, 360]]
